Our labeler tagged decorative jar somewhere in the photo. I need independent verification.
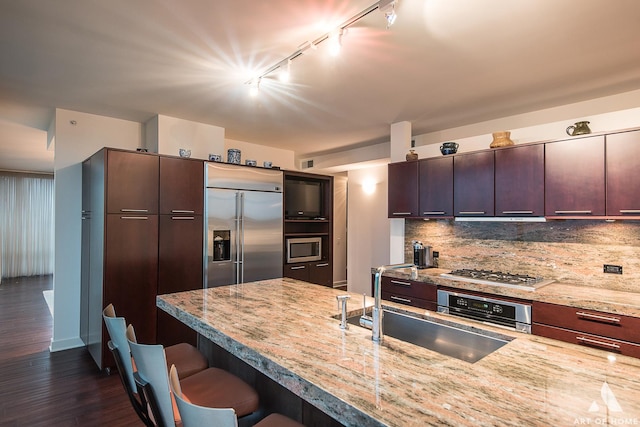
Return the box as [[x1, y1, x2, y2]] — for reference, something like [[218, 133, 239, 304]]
[[406, 149, 418, 161], [490, 131, 514, 148], [227, 148, 241, 164]]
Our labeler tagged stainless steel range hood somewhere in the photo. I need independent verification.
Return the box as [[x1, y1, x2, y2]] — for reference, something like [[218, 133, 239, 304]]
[[454, 217, 546, 222]]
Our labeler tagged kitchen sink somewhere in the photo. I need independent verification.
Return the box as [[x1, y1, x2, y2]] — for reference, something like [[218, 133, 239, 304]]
[[348, 310, 512, 363]]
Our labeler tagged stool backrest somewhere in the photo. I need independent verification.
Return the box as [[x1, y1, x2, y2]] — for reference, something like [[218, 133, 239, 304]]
[[127, 325, 175, 427], [168, 364, 238, 427], [102, 304, 136, 392]]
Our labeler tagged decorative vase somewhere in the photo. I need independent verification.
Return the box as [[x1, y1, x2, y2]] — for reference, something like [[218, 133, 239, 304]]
[[227, 148, 241, 164], [490, 131, 514, 148], [406, 149, 418, 161]]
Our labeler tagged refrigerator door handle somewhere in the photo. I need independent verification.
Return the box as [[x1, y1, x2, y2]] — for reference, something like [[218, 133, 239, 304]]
[[239, 192, 245, 284]]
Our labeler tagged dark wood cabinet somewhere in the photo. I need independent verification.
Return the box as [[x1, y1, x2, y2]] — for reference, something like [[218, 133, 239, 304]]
[[106, 149, 159, 214], [495, 144, 544, 216], [388, 161, 418, 218], [159, 157, 204, 215], [156, 157, 204, 347], [545, 136, 605, 217], [454, 151, 494, 217], [606, 130, 640, 217], [283, 171, 334, 287], [418, 156, 453, 217], [82, 148, 205, 369], [378, 276, 437, 311], [104, 213, 159, 347], [532, 301, 640, 358], [84, 148, 160, 369]]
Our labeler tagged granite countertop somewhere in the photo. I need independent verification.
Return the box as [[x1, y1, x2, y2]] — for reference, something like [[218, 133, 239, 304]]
[[158, 278, 640, 427], [380, 267, 640, 318]]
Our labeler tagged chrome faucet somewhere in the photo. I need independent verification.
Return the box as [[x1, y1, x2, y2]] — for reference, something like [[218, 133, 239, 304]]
[[360, 263, 417, 342], [336, 294, 350, 330]]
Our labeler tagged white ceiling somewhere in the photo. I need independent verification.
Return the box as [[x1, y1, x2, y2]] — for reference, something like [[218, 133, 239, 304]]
[[1, 0, 640, 173]]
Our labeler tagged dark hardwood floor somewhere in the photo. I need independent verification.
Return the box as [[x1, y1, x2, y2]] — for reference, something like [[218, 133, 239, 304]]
[[0, 275, 140, 426]]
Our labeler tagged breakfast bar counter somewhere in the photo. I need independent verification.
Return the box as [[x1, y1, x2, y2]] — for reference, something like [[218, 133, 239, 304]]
[[157, 278, 640, 426]]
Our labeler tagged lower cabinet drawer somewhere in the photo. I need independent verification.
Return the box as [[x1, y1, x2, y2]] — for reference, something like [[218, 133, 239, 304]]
[[381, 291, 437, 311], [532, 323, 640, 358], [533, 301, 640, 344], [381, 276, 437, 300]]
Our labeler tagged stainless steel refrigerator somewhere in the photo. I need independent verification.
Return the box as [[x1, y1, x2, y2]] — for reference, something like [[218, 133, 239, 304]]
[[205, 162, 283, 287]]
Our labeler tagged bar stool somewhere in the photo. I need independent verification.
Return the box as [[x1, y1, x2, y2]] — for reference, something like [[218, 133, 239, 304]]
[[169, 365, 305, 427], [127, 324, 261, 426]]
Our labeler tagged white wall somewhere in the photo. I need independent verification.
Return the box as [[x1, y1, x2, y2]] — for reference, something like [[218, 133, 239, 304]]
[[52, 109, 142, 351], [224, 138, 295, 170], [145, 115, 225, 160], [346, 165, 389, 296]]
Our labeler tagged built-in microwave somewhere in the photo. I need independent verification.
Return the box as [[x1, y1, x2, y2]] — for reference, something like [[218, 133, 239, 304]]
[[286, 237, 322, 263]]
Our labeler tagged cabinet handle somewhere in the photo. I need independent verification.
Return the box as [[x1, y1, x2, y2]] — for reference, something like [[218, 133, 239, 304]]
[[315, 263, 329, 267], [458, 211, 485, 215], [576, 311, 621, 324], [390, 296, 412, 304], [576, 336, 620, 350], [392, 212, 411, 216], [502, 211, 533, 215], [171, 216, 195, 220], [423, 211, 446, 215], [120, 216, 148, 220], [171, 210, 195, 214], [619, 210, 640, 214], [120, 209, 149, 213], [554, 210, 592, 214], [290, 266, 306, 270], [390, 280, 411, 287]]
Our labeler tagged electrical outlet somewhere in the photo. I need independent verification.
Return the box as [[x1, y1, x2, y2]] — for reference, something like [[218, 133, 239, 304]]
[[603, 264, 623, 274], [432, 251, 439, 258]]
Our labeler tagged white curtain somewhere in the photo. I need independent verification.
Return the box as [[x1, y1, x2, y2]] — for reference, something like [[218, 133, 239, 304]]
[[0, 172, 54, 281]]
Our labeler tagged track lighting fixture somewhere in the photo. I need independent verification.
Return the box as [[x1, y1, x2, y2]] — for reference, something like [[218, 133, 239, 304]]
[[378, 0, 397, 28], [245, 0, 399, 95]]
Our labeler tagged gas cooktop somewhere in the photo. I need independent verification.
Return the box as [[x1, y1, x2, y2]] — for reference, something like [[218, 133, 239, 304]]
[[440, 269, 554, 291]]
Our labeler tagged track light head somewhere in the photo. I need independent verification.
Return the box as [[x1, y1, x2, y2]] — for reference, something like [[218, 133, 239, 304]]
[[378, 0, 397, 28]]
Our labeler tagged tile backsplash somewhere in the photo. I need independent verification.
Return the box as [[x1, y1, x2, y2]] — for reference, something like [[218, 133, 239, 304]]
[[406, 219, 640, 292]]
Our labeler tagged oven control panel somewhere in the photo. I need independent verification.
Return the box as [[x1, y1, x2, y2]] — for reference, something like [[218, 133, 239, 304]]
[[437, 290, 532, 333]]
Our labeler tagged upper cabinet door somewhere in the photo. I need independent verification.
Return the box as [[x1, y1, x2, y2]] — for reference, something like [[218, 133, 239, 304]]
[[418, 156, 453, 217], [606, 130, 640, 217], [495, 144, 544, 216], [545, 136, 605, 217], [454, 151, 495, 217], [159, 157, 204, 215], [106, 150, 159, 214], [388, 161, 419, 218]]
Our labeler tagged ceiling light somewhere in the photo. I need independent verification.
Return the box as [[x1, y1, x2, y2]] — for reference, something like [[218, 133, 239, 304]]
[[249, 78, 260, 97], [328, 29, 343, 57], [378, 0, 398, 28], [279, 59, 291, 83]]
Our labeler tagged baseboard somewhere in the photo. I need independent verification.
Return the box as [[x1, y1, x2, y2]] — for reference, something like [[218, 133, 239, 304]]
[[49, 337, 85, 352]]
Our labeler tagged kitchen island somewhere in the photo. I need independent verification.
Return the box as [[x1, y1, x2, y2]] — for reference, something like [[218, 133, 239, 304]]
[[158, 278, 640, 426]]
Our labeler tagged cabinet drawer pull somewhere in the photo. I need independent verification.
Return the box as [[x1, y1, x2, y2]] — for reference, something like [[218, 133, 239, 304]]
[[576, 311, 621, 324], [290, 266, 306, 270], [390, 280, 411, 287], [502, 210, 533, 215], [390, 296, 412, 304], [171, 209, 195, 214], [423, 211, 446, 215], [315, 263, 329, 267], [554, 210, 592, 214], [576, 336, 620, 350], [392, 212, 411, 216], [620, 209, 640, 214], [120, 216, 148, 220], [120, 209, 149, 213], [171, 216, 195, 220], [458, 211, 485, 215]]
